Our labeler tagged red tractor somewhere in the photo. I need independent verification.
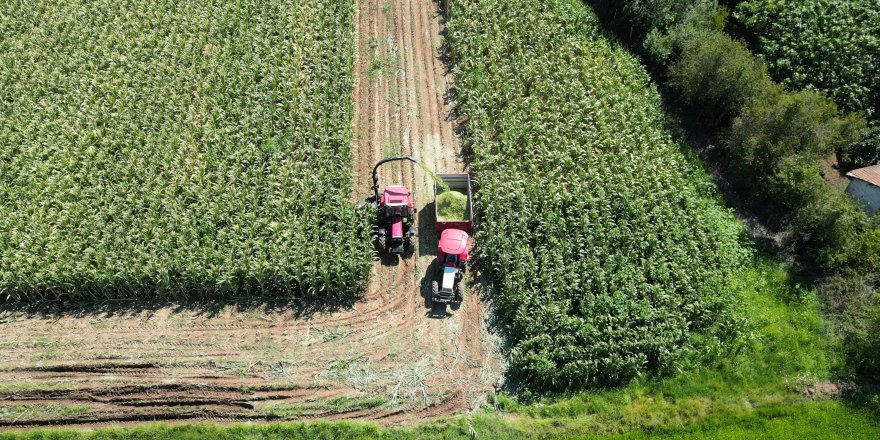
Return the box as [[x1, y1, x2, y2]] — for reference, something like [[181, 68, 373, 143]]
[[431, 229, 469, 304], [371, 156, 418, 256]]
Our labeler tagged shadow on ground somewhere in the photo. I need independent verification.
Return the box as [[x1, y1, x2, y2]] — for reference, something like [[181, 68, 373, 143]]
[[0, 288, 364, 323]]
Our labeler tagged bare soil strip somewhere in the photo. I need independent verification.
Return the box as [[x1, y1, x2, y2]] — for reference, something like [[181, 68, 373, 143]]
[[0, 0, 499, 429]]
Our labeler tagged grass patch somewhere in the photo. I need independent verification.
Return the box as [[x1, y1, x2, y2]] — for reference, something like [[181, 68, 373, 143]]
[[0, 404, 93, 422], [609, 402, 880, 439], [1, 401, 877, 439], [0, 381, 87, 395], [261, 396, 387, 419]]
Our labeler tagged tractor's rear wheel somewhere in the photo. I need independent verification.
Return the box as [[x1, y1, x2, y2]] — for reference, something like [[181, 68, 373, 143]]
[[431, 281, 439, 304], [376, 232, 386, 254], [405, 233, 416, 256]]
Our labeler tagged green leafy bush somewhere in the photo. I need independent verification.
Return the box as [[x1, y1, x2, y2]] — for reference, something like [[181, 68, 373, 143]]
[[729, 89, 867, 264], [668, 31, 775, 125], [735, 0, 880, 116], [842, 124, 880, 168], [610, 0, 710, 35], [831, 267, 880, 380], [446, 0, 746, 390], [591, 0, 724, 66], [730, 90, 865, 174], [644, 2, 725, 64], [0, 0, 372, 300], [786, 167, 869, 266], [848, 298, 880, 379]]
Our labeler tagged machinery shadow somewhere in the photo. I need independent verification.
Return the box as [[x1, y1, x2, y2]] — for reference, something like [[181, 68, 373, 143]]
[[420, 258, 445, 319], [0, 289, 363, 324], [418, 234, 462, 319], [417, 202, 439, 259], [378, 250, 401, 267]]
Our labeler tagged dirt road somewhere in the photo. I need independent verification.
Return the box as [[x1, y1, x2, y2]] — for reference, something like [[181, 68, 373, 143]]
[[0, 0, 499, 429]]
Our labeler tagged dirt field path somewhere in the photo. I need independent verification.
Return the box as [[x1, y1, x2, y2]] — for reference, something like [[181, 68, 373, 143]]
[[0, 0, 499, 430]]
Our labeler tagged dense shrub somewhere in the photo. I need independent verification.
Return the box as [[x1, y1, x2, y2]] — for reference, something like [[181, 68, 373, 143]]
[[668, 31, 775, 125], [838, 227, 880, 277], [446, 0, 745, 390], [730, 90, 864, 174], [786, 168, 869, 266], [841, 124, 880, 169], [735, 0, 880, 116], [592, 0, 721, 65], [611, 0, 712, 34], [729, 89, 867, 264], [845, 292, 880, 380], [643, 2, 726, 65]]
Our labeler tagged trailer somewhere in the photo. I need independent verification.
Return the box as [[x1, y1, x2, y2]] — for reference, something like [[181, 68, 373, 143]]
[[433, 173, 473, 233]]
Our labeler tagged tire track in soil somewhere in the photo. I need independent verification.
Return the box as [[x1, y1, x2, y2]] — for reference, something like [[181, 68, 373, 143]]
[[348, 0, 497, 423], [0, 0, 499, 429]]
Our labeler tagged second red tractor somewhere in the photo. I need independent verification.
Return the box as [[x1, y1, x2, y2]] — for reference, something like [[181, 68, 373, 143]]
[[431, 228, 469, 304]]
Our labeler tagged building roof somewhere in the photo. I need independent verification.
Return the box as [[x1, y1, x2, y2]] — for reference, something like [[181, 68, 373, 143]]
[[847, 165, 880, 187]]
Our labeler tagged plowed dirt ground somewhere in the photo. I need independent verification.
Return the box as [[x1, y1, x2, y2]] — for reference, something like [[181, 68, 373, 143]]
[[0, 0, 501, 429]]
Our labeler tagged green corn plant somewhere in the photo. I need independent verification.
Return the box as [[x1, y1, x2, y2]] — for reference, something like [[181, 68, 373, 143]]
[[445, 0, 749, 391], [0, 0, 372, 301]]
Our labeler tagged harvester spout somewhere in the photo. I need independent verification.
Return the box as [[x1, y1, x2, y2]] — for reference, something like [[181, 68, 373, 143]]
[[372, 156, 418, 201]]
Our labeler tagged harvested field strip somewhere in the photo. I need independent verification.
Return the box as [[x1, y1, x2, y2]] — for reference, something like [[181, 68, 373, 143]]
[[0, 408, 263, 429], [0, 380, 468, 428]]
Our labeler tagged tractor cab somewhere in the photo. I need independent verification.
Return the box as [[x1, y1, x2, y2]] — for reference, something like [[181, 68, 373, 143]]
[[379, 185, 416, 254], [381, 186, 413, 213], [438, 228, 469, 262], [432, 229, 469, 304]]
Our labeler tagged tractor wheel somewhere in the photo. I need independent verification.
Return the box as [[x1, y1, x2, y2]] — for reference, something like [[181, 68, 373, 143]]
[[406, 233, 416, 256], [376, 232, 386, 253], [454, 282, 463, 301], [431, 281, 439, 303]]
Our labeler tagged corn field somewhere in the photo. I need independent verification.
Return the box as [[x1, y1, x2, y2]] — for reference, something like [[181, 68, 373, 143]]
[[0, 0, 372, 300], [445, 0, 747, 389]]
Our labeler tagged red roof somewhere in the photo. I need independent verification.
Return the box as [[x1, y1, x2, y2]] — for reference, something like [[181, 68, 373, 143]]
[[847, 165, 880, 187]]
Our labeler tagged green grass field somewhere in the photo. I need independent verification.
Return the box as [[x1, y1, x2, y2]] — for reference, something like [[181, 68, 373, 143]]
[[0, 0, 371, 300], [1, 402, 877, 439]]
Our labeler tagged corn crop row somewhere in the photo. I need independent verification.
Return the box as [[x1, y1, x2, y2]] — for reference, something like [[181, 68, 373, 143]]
[[0, 0, 372, 300], [445, 0, 747, 389]]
